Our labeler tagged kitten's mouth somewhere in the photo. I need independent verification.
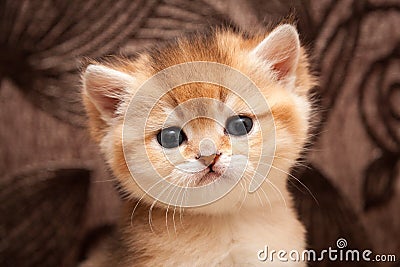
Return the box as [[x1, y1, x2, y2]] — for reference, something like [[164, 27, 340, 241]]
[[196, 166, 223, 186]]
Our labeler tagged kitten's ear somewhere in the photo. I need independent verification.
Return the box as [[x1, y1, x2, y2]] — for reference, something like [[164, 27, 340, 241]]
[[252, 24, 300, 84], [82, 64, 135, 119]]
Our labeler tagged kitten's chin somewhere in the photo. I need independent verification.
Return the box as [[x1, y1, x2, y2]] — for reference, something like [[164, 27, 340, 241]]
[[194, 167, 226, 186], [197, 172, 222, 186], [182, 185, 255, 215]]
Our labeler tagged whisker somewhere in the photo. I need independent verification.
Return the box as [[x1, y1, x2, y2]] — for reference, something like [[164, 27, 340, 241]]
[[255, 187, 266, 208], [250, 161, 318, 205], [148, 177, 176, 233], [265, 179, 288, 209], [163, 173, 189, 235], [164, 181, 179, 237], [148, 200, 157, 233], [262, 155, 311, 169], [257, 182, 272, 212], [245, 176, 264, 208], [179, 177, 191, 230], [246, 169, 288, 208], [250, 161, 304, 192], [130, 177, 165, 229], [268, 164, 319, 205], [237, 179, 248, 212], [170, 175, 188, 235], [242, 173, 272, 213]]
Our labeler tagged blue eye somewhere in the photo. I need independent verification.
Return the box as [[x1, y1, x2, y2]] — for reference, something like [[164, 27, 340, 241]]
[[157, 126, 186, 148], [225, 115, 253, 136]]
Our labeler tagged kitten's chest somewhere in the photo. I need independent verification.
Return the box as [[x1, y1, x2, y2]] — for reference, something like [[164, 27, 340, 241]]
[[134, 210, 305, 267], [150, 225, 267, 266], [209, 228, 269, 267], [205, 219, 298, 267]]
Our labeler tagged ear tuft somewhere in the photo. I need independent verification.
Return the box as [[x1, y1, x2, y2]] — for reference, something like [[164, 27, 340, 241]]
[[252, 24, 300, 83], [82, 65, 135, 119]]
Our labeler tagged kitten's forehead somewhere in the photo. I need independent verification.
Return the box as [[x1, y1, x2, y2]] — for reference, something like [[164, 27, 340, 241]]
[[165, 83, 227, 103], [144, 83, 252, 132], [163, 84, 251, 117]]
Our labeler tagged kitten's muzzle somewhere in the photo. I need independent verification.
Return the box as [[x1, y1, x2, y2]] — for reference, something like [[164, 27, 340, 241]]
[[196, 153, 221, 170]]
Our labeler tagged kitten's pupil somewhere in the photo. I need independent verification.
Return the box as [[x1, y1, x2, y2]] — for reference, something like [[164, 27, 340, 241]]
[[157, 126, 185, 148], [225, 116, 253, 136]]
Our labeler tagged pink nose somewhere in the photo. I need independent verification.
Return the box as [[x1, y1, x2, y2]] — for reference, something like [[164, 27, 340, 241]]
[[197, 153, 221, 167]]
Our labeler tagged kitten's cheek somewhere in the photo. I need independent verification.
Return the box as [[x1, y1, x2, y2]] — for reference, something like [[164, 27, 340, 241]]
[[179, 147, 196, 162], [212, 163, 228, 175]]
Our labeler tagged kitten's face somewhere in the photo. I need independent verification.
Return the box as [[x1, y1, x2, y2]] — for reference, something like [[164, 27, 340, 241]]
[[141, 84, 264, 188], [82, 24, 315, 214]]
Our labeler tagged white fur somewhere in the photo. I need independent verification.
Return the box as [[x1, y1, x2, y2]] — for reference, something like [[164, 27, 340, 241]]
[[141, 207, 306, 267]]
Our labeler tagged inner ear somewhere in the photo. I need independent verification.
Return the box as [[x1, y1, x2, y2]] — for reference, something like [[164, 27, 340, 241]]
[[252, 24, 300, 83], [82, 64, 135, 119]]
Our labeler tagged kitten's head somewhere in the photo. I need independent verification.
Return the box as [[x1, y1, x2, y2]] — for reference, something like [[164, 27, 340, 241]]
[[82, 24, 316, 214]]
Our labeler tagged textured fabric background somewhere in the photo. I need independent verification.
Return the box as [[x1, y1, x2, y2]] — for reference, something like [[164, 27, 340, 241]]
[[0, 1, 399, 266]]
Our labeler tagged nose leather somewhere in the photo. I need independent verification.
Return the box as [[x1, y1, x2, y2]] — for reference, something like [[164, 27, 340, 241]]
[[199, 153, 221, 166], [199, 154, 219, 166]]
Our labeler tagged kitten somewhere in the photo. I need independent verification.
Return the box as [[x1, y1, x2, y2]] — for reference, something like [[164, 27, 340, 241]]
[[81, 24, 316, 266]]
